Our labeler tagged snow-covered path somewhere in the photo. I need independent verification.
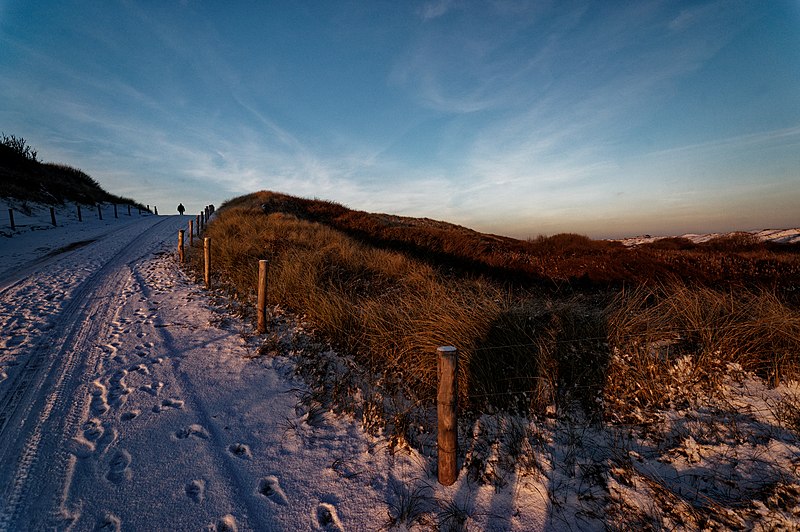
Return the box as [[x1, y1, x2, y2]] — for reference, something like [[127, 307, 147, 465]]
[[0, 215, 391, 530]]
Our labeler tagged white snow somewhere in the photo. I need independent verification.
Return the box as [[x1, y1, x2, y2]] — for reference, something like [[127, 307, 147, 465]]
[[1, 202, 799, 530], [618, 228, 800, 247]]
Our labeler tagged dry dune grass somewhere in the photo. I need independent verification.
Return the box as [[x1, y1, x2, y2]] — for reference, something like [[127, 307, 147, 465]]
[[606, 284, 800, 420], [189, 205, 513, 410], [188, 191, 800, 428], [221, 191, 800, 291]]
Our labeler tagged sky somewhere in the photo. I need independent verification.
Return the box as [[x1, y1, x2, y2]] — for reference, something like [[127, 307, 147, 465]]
[[1, 0, 798, 239]]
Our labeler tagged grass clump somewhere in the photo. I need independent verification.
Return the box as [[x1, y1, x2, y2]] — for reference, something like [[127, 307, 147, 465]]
[[605, 284, 800, 420]]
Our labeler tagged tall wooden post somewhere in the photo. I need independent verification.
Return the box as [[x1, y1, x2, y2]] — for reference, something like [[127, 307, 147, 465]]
[[97, 204, 103, 220], [437, 346, 458, 486], [200, 211, 205, 231], [178, 230, 185, 263], [257, 260, 268, 333], [154, 206, 158, 215], [204, 237, 211, 289], [8, 209, 14, 230], [77, 204, 82, 222], [196, 214, 201, 233], [114, 204, 118, 218], [50, 207, 57, 226], [189, 220, 194, 247]]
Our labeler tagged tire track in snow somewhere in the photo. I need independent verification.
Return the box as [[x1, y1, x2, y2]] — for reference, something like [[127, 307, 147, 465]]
[[0, 216, 183, 529]]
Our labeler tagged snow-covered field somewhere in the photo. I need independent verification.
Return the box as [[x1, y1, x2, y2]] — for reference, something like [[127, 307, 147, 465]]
[[618, 228, 800, 247], [1, 201, 799, 530]]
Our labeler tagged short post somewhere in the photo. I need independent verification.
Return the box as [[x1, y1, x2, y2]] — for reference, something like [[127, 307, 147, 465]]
[[77, 204, 82, 222], [127, 204, 131, 216], [189, 220, 194, 247], [114, 204, 118, 218], [437, 346, 458, 486], [178, 230, 185, 263], [147, 204, 150, 212], [204, 237, 211, 289], [154, 206, 158, 215], [97, 204, 103, 220], [8, 209, 15, 230], [257, 259, 268, 333], [50, 207, 57, 226]]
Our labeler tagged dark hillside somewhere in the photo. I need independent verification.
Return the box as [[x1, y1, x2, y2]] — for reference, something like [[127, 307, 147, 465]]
[[0, 138, 145, 208]]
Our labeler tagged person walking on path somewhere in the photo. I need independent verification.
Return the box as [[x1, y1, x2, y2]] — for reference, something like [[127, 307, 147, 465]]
[[177, 203, 185, 215]]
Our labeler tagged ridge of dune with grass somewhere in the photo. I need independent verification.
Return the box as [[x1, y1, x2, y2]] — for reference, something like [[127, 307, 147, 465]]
[[0, 134, 145, 209]]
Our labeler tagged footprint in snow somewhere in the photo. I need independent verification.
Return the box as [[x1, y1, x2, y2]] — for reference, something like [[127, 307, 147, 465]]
[[258, 476, 289, 505], [108, 371, 132, 406], [94, 512, 121, 532], [101, 343, 118, 356], [96, 426, 118, 455], [106, 450, 131, 483], [153, 398, 184, 412], [211, 515, 238, 532], [315, 503, 343, 531], [67, 436, 95, 459], [186, 479, 205, 503], [175, 424, 210, 440], [90, 381, 109, 416], [140, 381, 164, 396], [120, 410, 140, 421], [228, 443, 252, 459], [129, 363, 150, 375], [83, 418, 104, 441]]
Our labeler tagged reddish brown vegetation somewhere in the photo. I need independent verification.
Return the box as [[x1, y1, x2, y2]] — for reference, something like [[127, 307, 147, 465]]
[[224, 191, 800, 294]]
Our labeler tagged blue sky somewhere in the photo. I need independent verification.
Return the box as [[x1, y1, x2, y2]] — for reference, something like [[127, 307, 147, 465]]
[[1, 0, 798, 238]]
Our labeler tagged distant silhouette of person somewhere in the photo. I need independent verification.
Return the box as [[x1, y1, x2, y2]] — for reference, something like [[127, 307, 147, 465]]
[[177, 203, 185, 215]]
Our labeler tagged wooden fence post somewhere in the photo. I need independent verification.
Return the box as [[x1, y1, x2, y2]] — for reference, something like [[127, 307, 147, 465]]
[[77, 204, 82, 222], [97, 204, 103, 220], [8, 209, 14, 230], [200, 211, 205, 231], [257, 259, 268, 333], [189, 220, 194, 247], [196, 214, 201, 233], [50, 207, 57, 226], [204, 237, 211, 289], [437, 346, 458, 486], [154, 206, 158, 215], [114, 204, 118, 218], [178, 230, 185, 263]]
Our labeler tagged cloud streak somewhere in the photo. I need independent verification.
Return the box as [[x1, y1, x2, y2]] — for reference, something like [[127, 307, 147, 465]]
[[0, 0, 794, 237]]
